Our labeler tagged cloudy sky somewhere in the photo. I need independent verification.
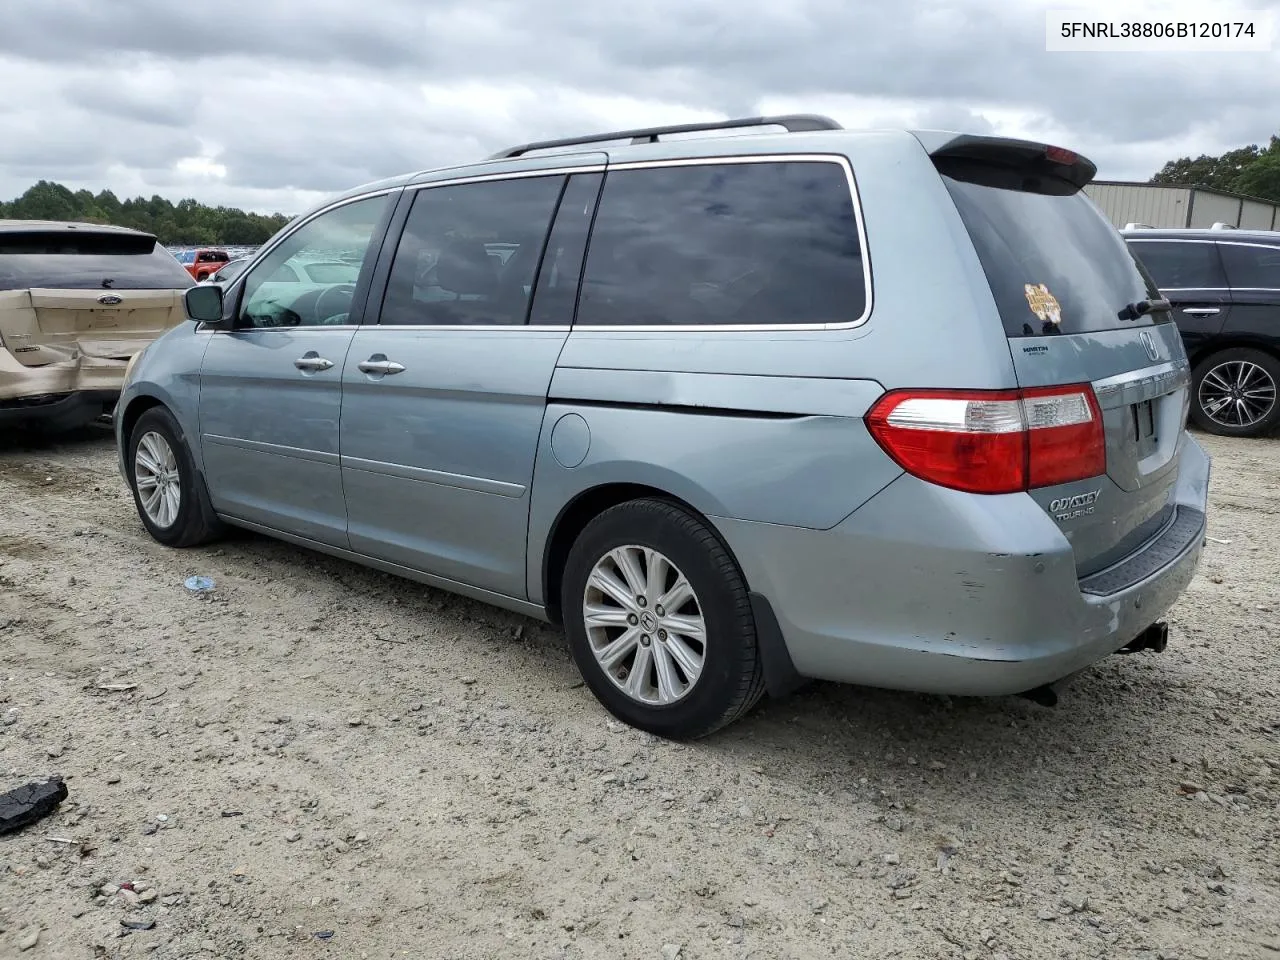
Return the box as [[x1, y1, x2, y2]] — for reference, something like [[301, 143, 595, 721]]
[[0, 0, 1275, 215]]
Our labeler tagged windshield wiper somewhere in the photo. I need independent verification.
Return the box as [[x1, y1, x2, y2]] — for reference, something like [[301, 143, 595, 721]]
[[1118, 298, 1171, 321]]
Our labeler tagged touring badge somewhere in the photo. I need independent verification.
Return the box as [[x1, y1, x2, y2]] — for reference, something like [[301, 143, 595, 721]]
[[1024, 283, 1062, 326]]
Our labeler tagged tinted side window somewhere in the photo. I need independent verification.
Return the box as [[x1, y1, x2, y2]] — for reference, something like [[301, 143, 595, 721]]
[[238, 195, 388, 329], [1219, 242, 1280, 289], [577, 161, 865, 327], [379, 175, 566, 326], [1127, 240, 1226, 290], [528, 172, 602, 325]]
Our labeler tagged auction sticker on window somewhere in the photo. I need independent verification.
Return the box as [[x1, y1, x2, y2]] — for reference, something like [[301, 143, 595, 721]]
[[1024, 283, 1062, 327]]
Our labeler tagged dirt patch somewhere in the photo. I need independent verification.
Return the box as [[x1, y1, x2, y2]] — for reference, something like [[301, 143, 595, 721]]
[[0, 430, 1276, 960], [0, 534, 52, 560]]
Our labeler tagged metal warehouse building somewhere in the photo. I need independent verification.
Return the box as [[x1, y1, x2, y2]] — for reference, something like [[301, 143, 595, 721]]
[[1084, 180, 1280, 231]]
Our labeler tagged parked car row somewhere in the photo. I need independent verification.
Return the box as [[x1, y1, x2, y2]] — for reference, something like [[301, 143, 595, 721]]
[[111, 116, 1214, 737], [173, 247, 232, 282]]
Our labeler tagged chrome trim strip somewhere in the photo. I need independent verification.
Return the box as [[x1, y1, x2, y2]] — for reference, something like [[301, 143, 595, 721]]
[[1214, 240, 1280, 250], [361, 325, 571, 332], [407, 164, 607, 192], [217, 515, 548, 621], [197, 324, 365, 335], [340, 455, 526, 498], [1153, 286, 1280, 293], [1128, 236, 1280, 254], [203, 433, 339, 466], [1091, 359, 1190, 409], [577, 153, 871, 332], [392, 152, 872, 334]]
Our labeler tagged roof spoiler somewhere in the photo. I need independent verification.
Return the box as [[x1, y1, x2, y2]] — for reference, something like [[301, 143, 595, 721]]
[[914, 132, 1098, 191]]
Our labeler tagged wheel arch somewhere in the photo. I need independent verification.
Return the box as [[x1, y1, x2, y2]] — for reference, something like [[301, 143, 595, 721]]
[[1189, 337, 1280, 369], [541, 481, 805, 701], [542, 482, 706, 627], [118, 393, 168, 463]]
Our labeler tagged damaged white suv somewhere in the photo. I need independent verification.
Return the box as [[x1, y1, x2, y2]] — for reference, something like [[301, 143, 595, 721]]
[[0, 221, 194, 431]]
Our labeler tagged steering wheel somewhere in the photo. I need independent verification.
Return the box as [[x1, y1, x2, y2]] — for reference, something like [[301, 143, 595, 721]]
[[314, 283, 357, 325]]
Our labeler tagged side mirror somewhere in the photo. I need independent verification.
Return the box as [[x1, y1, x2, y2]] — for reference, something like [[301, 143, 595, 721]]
[[185, 284, 225, 324]]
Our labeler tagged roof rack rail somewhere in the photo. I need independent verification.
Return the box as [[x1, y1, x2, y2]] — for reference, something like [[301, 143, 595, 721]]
[[487, 114, 843, 160]]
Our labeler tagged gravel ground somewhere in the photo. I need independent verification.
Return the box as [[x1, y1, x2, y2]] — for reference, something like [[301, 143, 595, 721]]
[[0, 425, 1277, 960]]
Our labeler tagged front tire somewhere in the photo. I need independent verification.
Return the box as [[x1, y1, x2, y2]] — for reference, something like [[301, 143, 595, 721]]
[[1190, 347, 1280, 437], [561, 499, 765, 739], [127, 407, 222, 547]]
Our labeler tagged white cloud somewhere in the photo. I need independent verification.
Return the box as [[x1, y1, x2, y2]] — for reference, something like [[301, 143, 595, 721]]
[[0, 0, 1276, 213]]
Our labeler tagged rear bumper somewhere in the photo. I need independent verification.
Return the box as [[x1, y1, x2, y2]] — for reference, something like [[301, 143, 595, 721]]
[[714, 435, 1211, 697], [0, 390, 118, 429], [1, 345, 130, 413]]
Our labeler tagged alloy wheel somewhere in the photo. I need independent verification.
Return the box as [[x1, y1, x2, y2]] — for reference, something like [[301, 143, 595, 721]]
[[583, 545, 707, 706], [134, 431, 182, 528], [1198, 359, 1277, 429]]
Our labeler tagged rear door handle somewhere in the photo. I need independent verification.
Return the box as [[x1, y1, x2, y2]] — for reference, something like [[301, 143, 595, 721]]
[[357, 357, 405, 375], [1181, 307, 1220, 316], [294, 353, 334, 371]]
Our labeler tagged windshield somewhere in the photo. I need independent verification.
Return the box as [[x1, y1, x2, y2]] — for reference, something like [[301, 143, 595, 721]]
[[302, 262, 360, 283], [942, 165, 1167, 338]]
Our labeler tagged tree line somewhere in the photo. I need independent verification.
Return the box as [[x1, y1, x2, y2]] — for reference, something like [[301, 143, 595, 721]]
[[1149, 135, 1280, 201], [4, 138, 1279, 245], [0, 180, 293, 246]]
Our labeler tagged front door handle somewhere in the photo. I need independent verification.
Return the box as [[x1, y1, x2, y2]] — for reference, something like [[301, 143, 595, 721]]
[[1181, 307, 1220, 316], [294, 353, 334, 371], [357, 357, 406, 375]]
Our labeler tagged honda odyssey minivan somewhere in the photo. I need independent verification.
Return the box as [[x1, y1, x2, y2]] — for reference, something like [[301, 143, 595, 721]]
[[114, 115, 1210, 738]]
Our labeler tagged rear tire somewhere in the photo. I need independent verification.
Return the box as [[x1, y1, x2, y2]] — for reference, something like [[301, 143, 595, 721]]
[[127, 406, 223, 547], [561, 498, 765, 739], [1189, 347, 1280, 437]]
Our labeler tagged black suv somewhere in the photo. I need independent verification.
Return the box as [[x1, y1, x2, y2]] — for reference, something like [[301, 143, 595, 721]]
[[1123, 228, 1279, 437]]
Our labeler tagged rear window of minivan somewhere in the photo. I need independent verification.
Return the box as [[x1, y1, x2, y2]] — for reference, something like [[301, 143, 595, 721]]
[[0, 230, 195, 291], [940, 162, 1167, 338]]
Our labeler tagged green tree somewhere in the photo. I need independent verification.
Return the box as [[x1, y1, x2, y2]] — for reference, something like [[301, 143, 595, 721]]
[[0, 181, 294, 244], [1233, 153, 1280, 201], [1149, 136, 1280, 202]]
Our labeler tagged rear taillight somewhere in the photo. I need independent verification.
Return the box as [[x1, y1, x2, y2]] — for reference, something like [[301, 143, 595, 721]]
[[866, 385, 1105, 495]]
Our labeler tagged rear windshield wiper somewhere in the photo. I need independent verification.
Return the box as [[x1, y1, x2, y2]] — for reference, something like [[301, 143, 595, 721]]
[[1118, 298, 1171, 321]]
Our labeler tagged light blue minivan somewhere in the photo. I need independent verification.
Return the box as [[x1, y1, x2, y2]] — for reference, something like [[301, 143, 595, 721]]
[[116, 116, 1210, 737]]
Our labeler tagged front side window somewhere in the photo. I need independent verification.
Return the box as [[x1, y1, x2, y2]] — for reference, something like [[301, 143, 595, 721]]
[[379, 175, 566, 326], [1219, 242, 1280, 289], [238, 195, 388, 328], [576, 160, 866, 327], [1127, 240, 1227, 290]]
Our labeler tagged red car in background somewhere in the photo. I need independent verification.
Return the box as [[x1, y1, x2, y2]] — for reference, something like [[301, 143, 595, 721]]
[[174, 248, 231, 281]]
